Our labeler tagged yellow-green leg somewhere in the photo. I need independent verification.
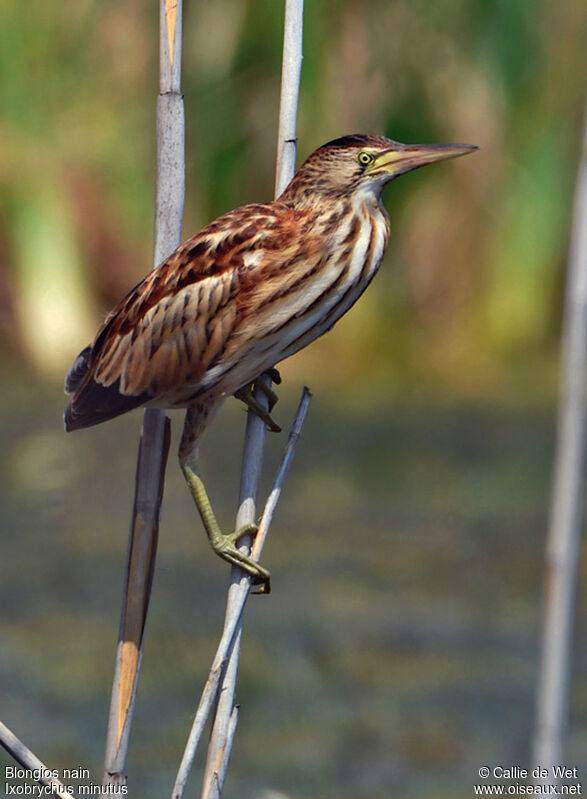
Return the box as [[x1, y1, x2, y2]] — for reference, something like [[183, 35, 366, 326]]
[[179, 399, 271, 591], [180, 460, 271, 592]]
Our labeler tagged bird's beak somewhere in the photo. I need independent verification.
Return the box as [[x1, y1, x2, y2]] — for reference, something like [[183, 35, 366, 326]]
[[370, 142, 478, 177]]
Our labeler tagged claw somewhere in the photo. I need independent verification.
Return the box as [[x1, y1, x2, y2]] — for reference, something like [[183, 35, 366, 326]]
[[234, 385, 281, 432], [254, 380, 279, 411], [251, 574, 271, 594], [266, 367, 281, 385]]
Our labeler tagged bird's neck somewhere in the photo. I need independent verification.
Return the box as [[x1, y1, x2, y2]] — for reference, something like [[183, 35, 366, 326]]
[[281, 185, 389, 230], [347, 189, 391, 250]]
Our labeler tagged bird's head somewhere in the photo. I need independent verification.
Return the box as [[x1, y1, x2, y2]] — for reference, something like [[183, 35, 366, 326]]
[[280, 134, 477, 205]]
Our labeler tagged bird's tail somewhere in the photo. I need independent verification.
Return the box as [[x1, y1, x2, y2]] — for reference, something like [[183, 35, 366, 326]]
[[65, 345, 92, 394], [64, 344, 149, 432]]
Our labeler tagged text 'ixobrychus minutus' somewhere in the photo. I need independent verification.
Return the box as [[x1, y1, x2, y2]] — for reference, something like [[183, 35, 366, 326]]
[[65, 134, 477, 589]]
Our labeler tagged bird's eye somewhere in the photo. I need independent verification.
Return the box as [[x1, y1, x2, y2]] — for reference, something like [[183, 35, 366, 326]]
[[357, 152, 375, 167]]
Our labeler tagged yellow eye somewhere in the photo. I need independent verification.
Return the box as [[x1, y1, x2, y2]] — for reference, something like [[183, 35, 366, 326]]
[[358, 151, 375, 167]]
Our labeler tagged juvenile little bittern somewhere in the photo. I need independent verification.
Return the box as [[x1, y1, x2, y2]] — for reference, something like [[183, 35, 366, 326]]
[[65, 134, 477, 588]]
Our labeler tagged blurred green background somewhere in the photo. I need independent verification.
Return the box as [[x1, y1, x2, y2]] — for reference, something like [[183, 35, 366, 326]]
[[1, 1, 587, 798]]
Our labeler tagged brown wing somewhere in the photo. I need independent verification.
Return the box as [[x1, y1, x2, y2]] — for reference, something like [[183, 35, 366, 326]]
[[64, 202, 307, 431]]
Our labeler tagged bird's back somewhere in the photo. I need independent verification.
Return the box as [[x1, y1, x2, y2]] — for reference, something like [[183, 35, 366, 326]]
[[65, 147, 396, 433], [65, 201, 290, 430]]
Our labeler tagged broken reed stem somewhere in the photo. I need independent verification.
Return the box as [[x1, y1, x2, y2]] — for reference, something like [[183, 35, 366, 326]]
[[102, 0, 184, 789], [200, 3, 305, 796], [533, 93, 587, 780], [0, 721, 78, 799], [171, 388, 312, 799], [102, 413, 170, 790]]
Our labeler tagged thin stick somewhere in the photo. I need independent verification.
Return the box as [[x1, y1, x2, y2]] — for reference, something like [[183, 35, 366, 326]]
[[102, 0, 184, 788], [200, 4, 304, 795], [533, 95, 587, 779], [212, 705, 239, 792], [208, 388, 312, 796], [251, 389, 312, 559], [171, 389, 312, 799], [0, 721, 78, 799], [275, 0, 305, 197]]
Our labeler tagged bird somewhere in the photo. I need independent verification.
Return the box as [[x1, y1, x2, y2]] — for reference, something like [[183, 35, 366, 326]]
[[65, 134, 477, 590]]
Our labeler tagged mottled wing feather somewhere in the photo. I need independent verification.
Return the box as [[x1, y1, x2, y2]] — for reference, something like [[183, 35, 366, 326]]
[[94, 276, 239, 397], [64, 202, 308, 430]]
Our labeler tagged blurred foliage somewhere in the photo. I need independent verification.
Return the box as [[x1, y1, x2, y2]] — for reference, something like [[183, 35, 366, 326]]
[[0, 0, 585, 401], [1, 4, 587, 797]]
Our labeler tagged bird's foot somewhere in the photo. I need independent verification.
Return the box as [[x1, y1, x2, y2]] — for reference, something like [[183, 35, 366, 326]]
[[213, 522, 271, 594], [265, 367, 282, 386], [182, 463, 271, 593], [255, 367, 281, 410], [234, 375, 281, 432]]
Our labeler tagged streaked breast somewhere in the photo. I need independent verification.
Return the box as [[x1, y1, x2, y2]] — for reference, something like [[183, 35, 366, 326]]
[[208, 198, 390, 393]]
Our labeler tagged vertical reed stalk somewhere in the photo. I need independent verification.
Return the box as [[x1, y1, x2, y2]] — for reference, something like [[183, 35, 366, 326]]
[[102, 1, 184, 789], [200, 3, 304, 797], [533, 95, 587, 780], [171, 390, 312, 799]]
